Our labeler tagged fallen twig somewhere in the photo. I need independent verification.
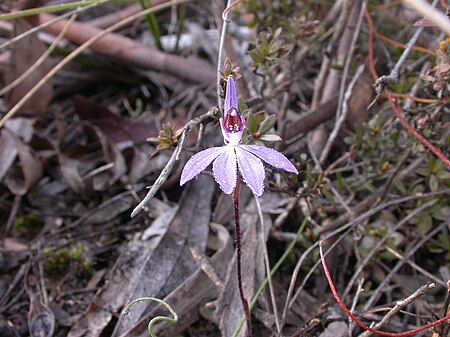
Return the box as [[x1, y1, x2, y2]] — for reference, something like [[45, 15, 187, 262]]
[[131, 110, 215, 217], [0, 0, 210, 128], [319, 0, 366, 164], [39, 9, 215, 84]]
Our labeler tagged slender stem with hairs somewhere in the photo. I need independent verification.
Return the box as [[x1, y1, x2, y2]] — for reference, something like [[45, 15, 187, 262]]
[[232, 174, 252, 337]]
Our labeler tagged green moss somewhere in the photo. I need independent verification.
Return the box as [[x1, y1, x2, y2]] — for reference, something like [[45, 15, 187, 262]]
[[14, 213, 44, 237], [43, 242, 93, 279]]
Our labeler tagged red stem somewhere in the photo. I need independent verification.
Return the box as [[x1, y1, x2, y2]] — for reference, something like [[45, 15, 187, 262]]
[[222, 0, 244, 20], [233, 174, 253, 337], [387, 92, 450, 168], [364, 8, 379, 80], [365, 10, 450, 168], [320, 241, 450, 336]]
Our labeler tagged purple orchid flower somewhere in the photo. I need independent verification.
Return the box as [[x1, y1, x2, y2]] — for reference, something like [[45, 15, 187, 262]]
[[180, 76, 298, 196]]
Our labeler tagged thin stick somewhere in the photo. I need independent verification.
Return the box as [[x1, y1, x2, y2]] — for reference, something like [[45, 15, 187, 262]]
[[131, 110, 213, 217], [341, 199, 438, 300], [0, 0, 110, 51], [233, 174, 252, 337], [384, 246, 446, 287], [359, 281, 436, 337], [217, 0, 233, 110], [349, 278, 365, 336], [364, 219, 450, 309], [232, 217, 310, 337], [310, 0, 355, 111], [255, 196, 280, 334], [320, 241, 450, 337], [0, 13, 77, 96], [372, 25, 425, 96], [387, 92, 450, 168], [0, 0, 105, 20], [0, 0, 192, 129], [320, 63, 365, 163], [319, 0, 366, 164], [402, 0, 450, 36]]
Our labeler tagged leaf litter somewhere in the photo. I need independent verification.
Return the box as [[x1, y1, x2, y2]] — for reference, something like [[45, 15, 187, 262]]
[[1, 1, 450, 337]]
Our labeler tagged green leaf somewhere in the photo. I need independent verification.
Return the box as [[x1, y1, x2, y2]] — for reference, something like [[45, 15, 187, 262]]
[[437, 170, 450, 180], [432, 206, 450, 221], [258, 115, 277, 134], [321, 187, 334, 201], [429, 174, 439, 192], [238, 97, 248, 114], [140, 0, 163, 51], [416, 168, 429, 176], [336, 172, 344, 191], [394, 179, 406, 195], [419, 214, 433, 234], [246, 113, 258, 134]]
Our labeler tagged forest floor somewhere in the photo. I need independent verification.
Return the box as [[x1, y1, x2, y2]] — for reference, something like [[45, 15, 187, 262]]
[[0, 1, 450, 337]]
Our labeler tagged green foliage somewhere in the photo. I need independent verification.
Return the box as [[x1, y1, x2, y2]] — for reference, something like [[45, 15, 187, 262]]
[[242, 111, 281, 145], [43, 242, 93, 278], [149, 123, 184, 151], [248, 29, 284, 71], [140, 0, 163, 51], [14, 213, 44, 238]]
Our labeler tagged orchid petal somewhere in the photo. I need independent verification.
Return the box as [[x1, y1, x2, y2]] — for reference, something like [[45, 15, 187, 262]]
[[180, 147, 224, 186], [240, 145, 298, 174], [235, 146, 265, 196], [212, 146, 237, 194], [224, 76, 238, 115]]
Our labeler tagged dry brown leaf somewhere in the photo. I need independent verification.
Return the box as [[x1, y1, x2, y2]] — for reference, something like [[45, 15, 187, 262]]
[[57, 154, 85, 194], [25, 274, 55, 337], [66, 205, 177, 337], [127, 144, 169, 184], [73, 95, 158, 145], [4, 117, 35, 142], [216, 194, 276, 337], [0, 129, 18, 182], [4, 129, 43, 195], [217, 209, 259, 337], [5, 14, 53, 112], [3, 237, 29, 252], [127, 222, 233, 337], [67, 175, 216, 337], [113, 175, 215, 337], [81, 124, 127, 191]]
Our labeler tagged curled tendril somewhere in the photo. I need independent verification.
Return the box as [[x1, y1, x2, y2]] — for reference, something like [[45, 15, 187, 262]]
[[121, 297, 178, 337]]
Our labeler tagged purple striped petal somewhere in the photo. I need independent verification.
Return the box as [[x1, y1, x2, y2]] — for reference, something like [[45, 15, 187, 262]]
[[240, 145, 298, 174], [235, 146, 265, 196], [212, 146, 237, 194], [180, 147, 224, 186], [224, 76, 238, 115]]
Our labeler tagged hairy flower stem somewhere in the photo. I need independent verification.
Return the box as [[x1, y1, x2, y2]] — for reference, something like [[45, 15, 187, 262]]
[[232, 174, 253, 337]]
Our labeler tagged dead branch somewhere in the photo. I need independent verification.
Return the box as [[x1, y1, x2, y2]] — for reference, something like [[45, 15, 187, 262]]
[[39, 11, 215, 85], [131, 109, 215, 217]]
